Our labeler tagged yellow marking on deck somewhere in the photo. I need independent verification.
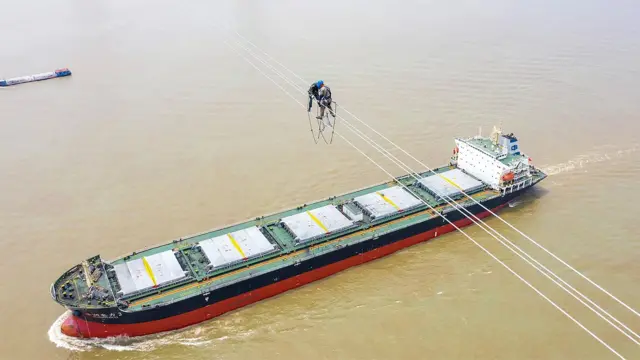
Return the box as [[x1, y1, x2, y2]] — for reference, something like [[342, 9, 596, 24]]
[[142, 257, 157, 286], [227, 233, 246, 258], [306, 211, 329, 232], [131, 190, 497, 307], [439, 175, 462, 190], [376, 192, 400, 210]]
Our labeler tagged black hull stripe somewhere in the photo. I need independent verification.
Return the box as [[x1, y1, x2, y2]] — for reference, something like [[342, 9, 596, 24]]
[[83, 191, 522, 324]]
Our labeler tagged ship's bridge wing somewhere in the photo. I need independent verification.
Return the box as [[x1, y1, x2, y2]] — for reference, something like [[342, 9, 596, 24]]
[[280, 205, 356, 243], [198, 226, 277, 269], [353, 185, 422, 220], [114, 250, 187, 296]]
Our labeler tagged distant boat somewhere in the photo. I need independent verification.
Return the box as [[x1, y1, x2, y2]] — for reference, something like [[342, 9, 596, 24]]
[[0, 68, 71, 87]]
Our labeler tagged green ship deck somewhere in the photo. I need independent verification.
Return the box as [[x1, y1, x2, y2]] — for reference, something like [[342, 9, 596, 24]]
[[52, 163, 546, 313]]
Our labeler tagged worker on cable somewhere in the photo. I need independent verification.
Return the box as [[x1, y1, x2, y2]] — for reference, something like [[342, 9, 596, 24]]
[[308, 80, 335, 120]]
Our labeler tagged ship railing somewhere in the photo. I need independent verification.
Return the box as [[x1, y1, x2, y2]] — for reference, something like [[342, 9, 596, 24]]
[[438, 196, 476, 215], [198, 216, 414, 296], [167, 207, 445, 305], [499, 177, 534, 196], [51, 264, 83, 299], [441, 207, 457, 215], [132, 259, 296, 310], [200, 252, 312, 296], [50, 283, 57, 301], [200, 227, 372, 293], [202, 207, 442, 295]]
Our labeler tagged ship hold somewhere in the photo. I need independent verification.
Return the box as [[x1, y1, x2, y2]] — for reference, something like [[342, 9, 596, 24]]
[[51, 127, 546, 338]]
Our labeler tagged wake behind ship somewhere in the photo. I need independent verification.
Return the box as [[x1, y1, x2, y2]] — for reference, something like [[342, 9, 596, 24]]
[[51, 127, 546, 338]]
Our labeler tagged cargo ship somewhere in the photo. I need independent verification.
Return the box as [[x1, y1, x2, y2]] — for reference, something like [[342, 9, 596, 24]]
[[51, 127, 546, 338]]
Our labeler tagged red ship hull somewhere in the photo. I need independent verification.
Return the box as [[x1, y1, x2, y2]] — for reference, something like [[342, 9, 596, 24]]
[[61, 204, 505, 339]]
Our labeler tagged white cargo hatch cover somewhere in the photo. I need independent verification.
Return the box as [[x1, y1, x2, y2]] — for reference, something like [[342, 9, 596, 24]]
[[114, 250, 186, 295], [281, 205, 355, 243], [353, 186, 422, 219], [418, 168, 484, 198], [199, 226, 276, 268]]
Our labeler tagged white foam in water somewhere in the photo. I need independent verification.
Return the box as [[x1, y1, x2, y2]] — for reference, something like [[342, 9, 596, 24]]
[[48, 311, 213, 352], [508, 200, 521, 208], [541, 144, 638, 176]]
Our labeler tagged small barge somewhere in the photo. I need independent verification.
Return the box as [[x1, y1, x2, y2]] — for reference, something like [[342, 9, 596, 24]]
[[0, 68, 71, 87]]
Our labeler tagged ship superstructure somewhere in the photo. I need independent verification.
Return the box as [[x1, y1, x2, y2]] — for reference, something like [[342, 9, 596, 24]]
[[453, 126, 536, 195]]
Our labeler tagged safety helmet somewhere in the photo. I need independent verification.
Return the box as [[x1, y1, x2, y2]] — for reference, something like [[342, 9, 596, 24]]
[[316, 80, 324, 87]]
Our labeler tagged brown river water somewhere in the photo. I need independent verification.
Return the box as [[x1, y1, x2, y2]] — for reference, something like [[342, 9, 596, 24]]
[[1, 0, 639, 359]]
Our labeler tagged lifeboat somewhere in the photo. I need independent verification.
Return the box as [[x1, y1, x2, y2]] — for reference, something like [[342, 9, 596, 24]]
[[501, 172, 514, 182]]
